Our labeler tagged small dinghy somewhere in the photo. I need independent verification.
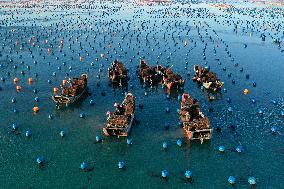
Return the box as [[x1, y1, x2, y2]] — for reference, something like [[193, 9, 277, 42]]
[[52, 74, 88, 107], [179, 93, 212, 144], [103, 93, 135, 137], [192, 65, 224, 92], [108, 60, 128, 85]]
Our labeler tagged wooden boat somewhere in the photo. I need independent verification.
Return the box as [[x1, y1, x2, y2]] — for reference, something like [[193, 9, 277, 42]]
[[52, 74, 88, 107], [162, 68, 185, 90], [137, 60, 165, 85], [103, 93, 135, 137], [108, 60, 128, 85], [192, 65, 224, 92], [179, 93, 212, 144]]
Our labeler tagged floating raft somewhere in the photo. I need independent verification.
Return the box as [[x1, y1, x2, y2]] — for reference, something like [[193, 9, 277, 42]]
[[52, 74, 88, 107], [108, 60, 128, 85], [192, 65, 224, 92], [179, 93, 212, 144], [137, 59, 165, 85], [103, 93, 135, 137]]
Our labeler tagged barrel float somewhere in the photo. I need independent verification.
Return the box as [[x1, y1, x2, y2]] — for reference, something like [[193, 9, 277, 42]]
[[13, 77, 19, 84], [33, 106, 39, 113], [28, 78, 33, 84], [53, 87, 59, 94], [16, 85, 21, 91]]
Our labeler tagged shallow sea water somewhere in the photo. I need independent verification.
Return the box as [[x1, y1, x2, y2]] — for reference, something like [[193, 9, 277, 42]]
[[0, 2, 283, 189]]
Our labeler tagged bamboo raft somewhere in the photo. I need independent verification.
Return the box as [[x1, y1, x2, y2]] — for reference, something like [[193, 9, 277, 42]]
[[103, 93, 135, 137], [192, 65, 224, 92], [52, 74, 88, 107], [108, 60, 128, 85], [137, 59, 165, 85], [179, 93, 212, 144]]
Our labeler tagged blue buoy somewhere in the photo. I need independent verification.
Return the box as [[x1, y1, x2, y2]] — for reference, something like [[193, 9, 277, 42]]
[[178, 122, 182, 127], [228, 107, 233, 113], [227, 98, 231, 104], [12, 123, 18, 131], [89, 100, 94, 106], [248, 177, 256, 185], [162, 141, 168, 149], [118, 161, 125, 169], [11, 98, 16, 103], [161, 170, 169, 178], [223, 88, 227, 93], [60, 130, 65, 137], [251, 99, 256, 104], [218, 145, 225, 152], [36, 156, 45, 165], [79, 113, 85, 118], [166, 95, 170, 100], [34, 97, 39, 102], [48, 114, 53, 120], [13, 109, 18, 113], [271, 126, 278, 134], [281, 110, 284, 117], [95, 135, 102, 143], [80, 162, 88, 170], [271, 100, 277, 105], [236, 145, 243, 153], [25, 130, 32, 137], [258, 109, 264, 115], [228, 176, 236, 185], [126, 138, 133, 145], [177, 139, 183, 147], [165, 107, 170, 113], [176, 108, 180, 113], [178, 95, 182, 101], [185, 170, 192, 179]]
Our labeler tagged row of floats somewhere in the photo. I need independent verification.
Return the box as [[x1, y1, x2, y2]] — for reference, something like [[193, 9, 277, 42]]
[[50, 59, 225, 143]]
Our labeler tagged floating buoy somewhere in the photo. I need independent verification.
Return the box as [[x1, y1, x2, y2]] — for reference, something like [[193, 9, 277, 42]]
[[48, 114, 53, 120], [16, 85, 21, 91], [100, 53, 104, 58], [228, 176, 236, 185], [89, 100, 94, 106], [218, 145, 225, 152], [80, 56, 84, 61], [161, 170, 169, 178], [11, 98, 16, 103], [34, 97, 39, 102], [25, 130, 32, 137], [243, 89, 249, 95], [165, 107, 170, 113], [177, 139, 183, 147], [79, 113, 85, 118], [118, 161, 125, 169], [271, 126, 278, 134], [251, 99, 256, 104], [126, 138, 133, 145], [36, 156, 45, 165], [236, 145, 243, 153], [162, 141, 168, 149], [80, 162, 88, 170], [28, 78, 33, 84], [13, 77, 19, 84], [95, 135, 102, 143], [53, 87, 59, 94], [185, 170, 192, 179], [62, 80, 67, 85], [33, 106, 39, 113], [248, 177, 256, 185], [60, 130, 65, 137], [12, 123, 18, 131]]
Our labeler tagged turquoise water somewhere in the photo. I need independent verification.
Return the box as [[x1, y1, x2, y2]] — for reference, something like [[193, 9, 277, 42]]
[[0, 2, 284, 189]]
